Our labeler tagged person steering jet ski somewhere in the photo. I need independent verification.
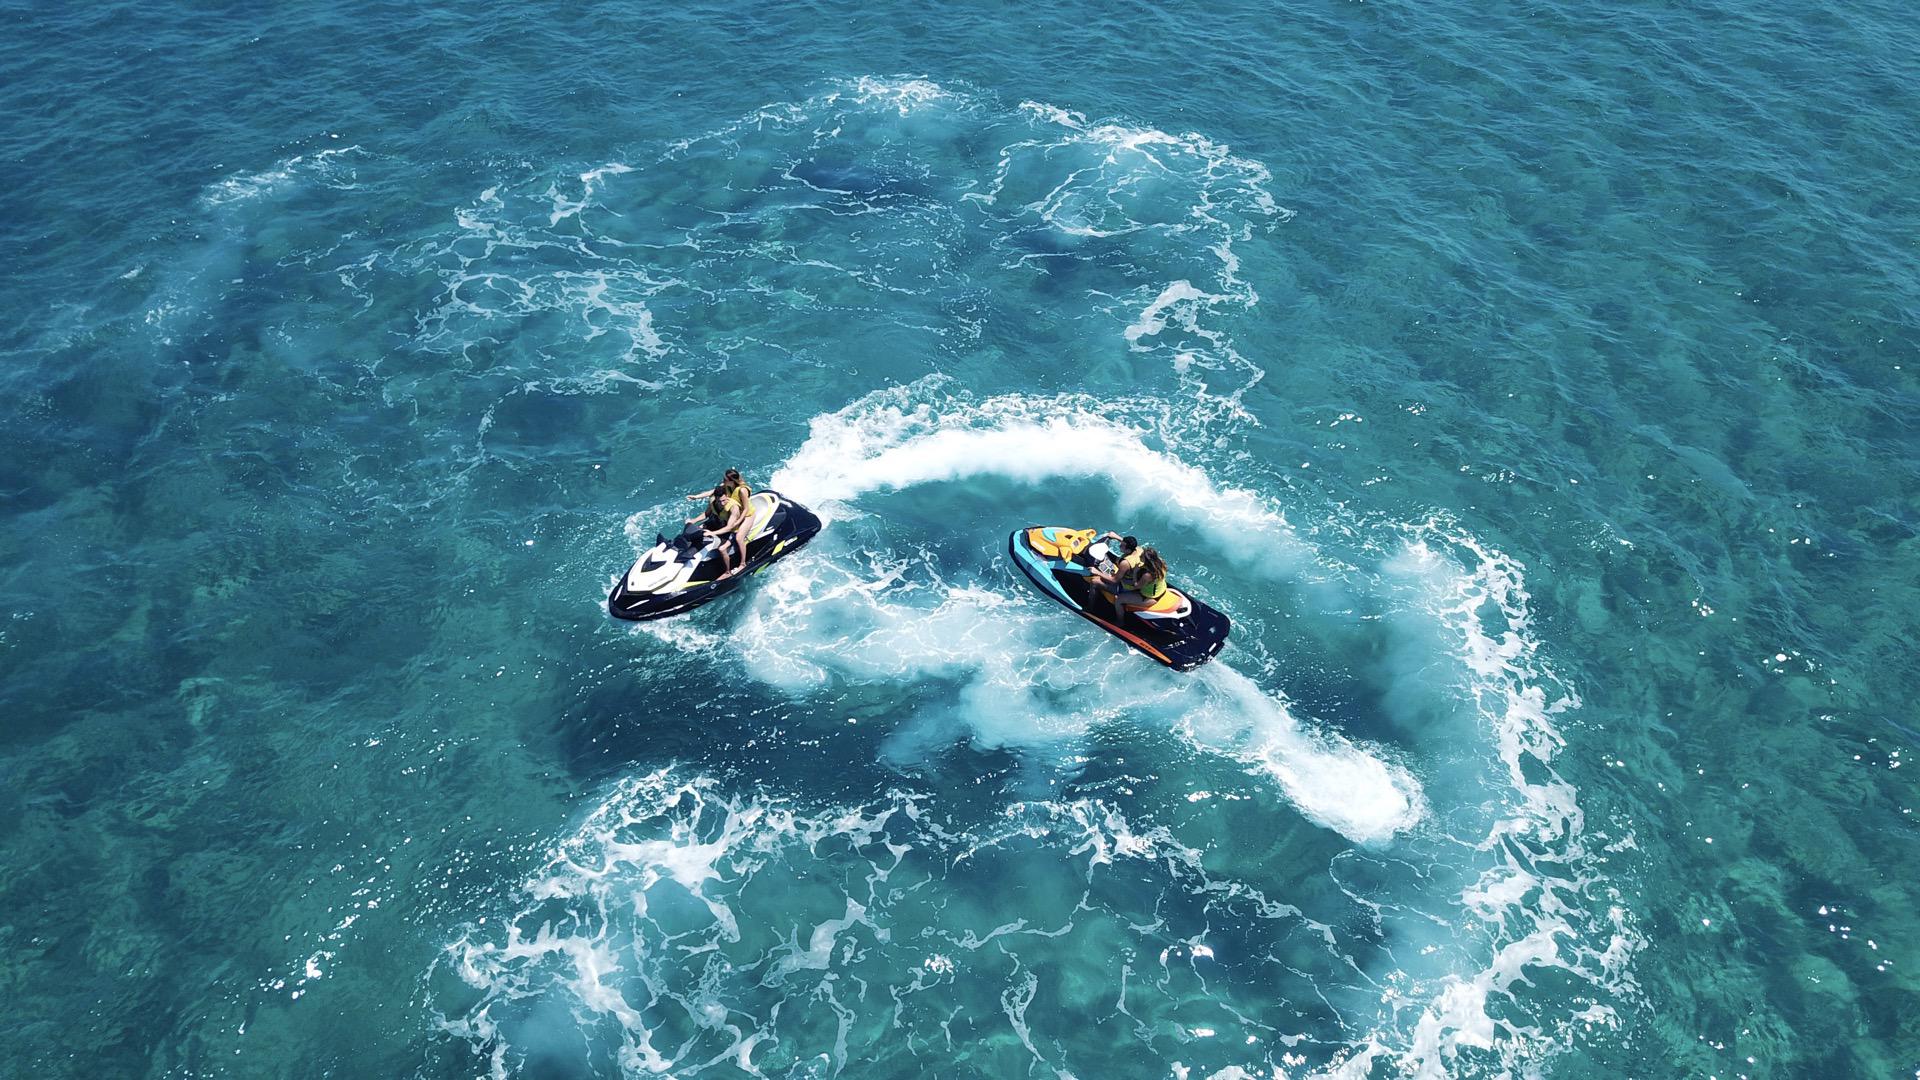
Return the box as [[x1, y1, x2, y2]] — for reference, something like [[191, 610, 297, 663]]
[[685, 487, 744, 577], [1089, 532, 1138, 577], [684, 468, 755, 578]]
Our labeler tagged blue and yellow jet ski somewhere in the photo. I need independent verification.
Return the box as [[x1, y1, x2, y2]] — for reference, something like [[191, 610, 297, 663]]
[[1009, 526, 1230, 671], [608, 490, 822, 621]]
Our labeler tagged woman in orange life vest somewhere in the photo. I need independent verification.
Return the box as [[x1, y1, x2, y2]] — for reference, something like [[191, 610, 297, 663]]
[[684, 468, 754, 578]]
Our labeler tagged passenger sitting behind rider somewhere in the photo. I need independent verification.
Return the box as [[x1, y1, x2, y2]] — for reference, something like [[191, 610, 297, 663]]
[[1111, 546, 1168, 619], [685, 479, 747, 578], [717, 468, 753, 572], [1090, 535, 1168, 620]]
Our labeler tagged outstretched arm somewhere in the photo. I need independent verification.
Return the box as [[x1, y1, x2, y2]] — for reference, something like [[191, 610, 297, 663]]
[[705, 501, 744, 537]]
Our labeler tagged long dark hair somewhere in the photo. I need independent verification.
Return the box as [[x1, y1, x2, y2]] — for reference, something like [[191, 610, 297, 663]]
[[1138, 546, 1166, 580], [723, 468, 743, 492]]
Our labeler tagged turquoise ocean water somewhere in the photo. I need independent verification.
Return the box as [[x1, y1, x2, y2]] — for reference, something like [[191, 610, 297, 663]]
[[3, 2, 1917, 1076]]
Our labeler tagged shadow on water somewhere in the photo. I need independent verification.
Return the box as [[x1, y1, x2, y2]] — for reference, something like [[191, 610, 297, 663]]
[[785, 157, 936, 202]]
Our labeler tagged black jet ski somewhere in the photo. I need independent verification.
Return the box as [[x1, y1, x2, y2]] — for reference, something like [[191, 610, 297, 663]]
[[1009, 526, 1230, 671], [608, 490, 823, 620]]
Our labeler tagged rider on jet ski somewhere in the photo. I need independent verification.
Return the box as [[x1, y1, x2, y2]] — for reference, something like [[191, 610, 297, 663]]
[[684, 468, 755, 578]]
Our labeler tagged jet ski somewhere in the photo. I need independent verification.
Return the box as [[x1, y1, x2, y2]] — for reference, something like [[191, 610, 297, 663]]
[[608, 490, 823, 620], [1009, 526, 1230, 671]]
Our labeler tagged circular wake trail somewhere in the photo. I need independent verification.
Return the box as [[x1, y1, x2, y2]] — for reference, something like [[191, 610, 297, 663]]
[[426, 79, 1632, 1078], [749, 381, 1424, 843]]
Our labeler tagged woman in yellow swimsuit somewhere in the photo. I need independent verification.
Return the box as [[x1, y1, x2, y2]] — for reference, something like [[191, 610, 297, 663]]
[[719, 468, 754, 573]]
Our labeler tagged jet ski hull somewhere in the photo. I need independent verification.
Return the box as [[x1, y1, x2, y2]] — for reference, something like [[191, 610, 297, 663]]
[[1008, 526, 1230, 671], [608, 490, 822, 621]]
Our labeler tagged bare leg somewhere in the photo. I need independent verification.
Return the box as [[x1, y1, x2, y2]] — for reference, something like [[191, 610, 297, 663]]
[[732, 530, 749, 576]]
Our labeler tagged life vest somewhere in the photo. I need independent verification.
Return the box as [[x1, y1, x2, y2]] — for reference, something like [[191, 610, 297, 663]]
[[1119, 552, 1166, 599]]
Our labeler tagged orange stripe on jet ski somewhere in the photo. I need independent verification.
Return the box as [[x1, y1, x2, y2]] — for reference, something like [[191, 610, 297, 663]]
[[1082, 612, 1174, 666]]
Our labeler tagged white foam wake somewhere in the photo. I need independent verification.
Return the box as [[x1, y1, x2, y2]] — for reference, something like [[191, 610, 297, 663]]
[[198, 144, 365, 209], [1185, 665, 1423, 845], [433, 770, 1347, 1078], [769, 377, 1310, 570], [1306, 521, 1639, 1077], [720, 542, 1420, 843]]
